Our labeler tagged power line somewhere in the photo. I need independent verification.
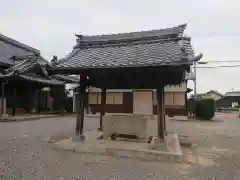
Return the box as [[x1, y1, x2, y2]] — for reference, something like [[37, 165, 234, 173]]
[[192, 33, 240, 38], [195, 65, 240, 68], [202, 60, 240, 63]]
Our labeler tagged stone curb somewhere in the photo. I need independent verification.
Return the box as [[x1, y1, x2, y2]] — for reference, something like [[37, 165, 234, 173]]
[[0, 114, 73, 123], [52, 142, 183, 163], [0, 114, 99, 123]]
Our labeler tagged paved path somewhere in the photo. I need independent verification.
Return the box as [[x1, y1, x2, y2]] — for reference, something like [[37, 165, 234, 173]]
[[0, 115, 240, 179]]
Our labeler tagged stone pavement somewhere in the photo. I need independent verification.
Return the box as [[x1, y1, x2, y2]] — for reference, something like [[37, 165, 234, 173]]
[[52, 116, 228, 165], [1, 115, 240, 179]]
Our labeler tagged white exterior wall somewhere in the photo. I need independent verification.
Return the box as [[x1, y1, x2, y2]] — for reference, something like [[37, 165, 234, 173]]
[[89, 81, 187, 93]]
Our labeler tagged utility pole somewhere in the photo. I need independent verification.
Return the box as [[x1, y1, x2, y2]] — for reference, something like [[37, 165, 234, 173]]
[[193, 60, 207, 100], [193, 61, 197, 99]]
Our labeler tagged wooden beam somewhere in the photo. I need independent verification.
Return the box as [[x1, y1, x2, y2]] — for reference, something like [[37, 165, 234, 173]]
[[156, 86, 165, 140], [99, 88, 106, 131]]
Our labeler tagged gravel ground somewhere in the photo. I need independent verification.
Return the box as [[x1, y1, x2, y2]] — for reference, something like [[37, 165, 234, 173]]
[[0, 115, 239, 179]]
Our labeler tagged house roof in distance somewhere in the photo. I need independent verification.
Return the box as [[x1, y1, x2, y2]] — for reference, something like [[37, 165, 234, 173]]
[[52, 24, 200, 70], [207, 90, 224, 97]]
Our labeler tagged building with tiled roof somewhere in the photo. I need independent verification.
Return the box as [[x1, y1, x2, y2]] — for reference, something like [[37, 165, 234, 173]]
[[0, 33, 78, 116], [51, 24, 202, 119]]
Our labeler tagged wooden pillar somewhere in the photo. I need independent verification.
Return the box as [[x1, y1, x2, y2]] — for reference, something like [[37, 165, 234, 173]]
[[156, 86, 165, 140], [76, 74, 87, 138], [37, 91, 41, 113], [59, 87, 65, 116], [84, 88, 89, 114], [75, 91, 80, 135], [99, 88, 106, 131], [185, 91, 188, 116], [79, 85, 86, 135], [12, 87, 16, 116]]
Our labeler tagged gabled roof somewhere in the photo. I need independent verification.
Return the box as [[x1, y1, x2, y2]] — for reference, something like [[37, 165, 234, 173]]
[[207, 90, 224, 97], [0, 33, 40, 66], [52, 24, 200, 70]]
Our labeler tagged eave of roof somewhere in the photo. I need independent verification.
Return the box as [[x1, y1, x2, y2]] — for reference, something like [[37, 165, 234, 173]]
[[51, 74, 79, 83], [0, 72, 65, 86], [19, 74, 64, 86]]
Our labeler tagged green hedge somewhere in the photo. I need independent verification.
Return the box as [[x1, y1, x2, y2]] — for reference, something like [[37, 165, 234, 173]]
[[195, 99, 215, 120]]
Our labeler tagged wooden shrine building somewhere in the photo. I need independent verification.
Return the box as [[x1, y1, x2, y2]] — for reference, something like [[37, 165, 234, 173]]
[[48, 24, 202, 140], [0, 33, 78, 116]]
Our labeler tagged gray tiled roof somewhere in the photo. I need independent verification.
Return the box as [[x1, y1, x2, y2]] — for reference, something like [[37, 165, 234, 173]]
[[51, 74, 79, 83], [2, 56, 75, 85], [0, 33, 40, 65], [54, 24, 196, 69]]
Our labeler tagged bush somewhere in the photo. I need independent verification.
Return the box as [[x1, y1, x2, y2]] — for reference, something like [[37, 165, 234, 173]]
[[195, 99, 215, 120]]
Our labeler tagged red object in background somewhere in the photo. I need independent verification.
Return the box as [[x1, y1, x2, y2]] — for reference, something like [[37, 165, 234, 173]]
[[48, 96, 53, 104], [215, 113, 238, 118]]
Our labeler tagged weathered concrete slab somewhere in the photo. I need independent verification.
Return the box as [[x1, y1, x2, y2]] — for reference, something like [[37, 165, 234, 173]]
[[53, 130, 183, 163], [103, 114, 148, 139]]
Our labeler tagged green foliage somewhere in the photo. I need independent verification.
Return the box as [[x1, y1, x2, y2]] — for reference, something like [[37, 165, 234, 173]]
[[195, 99, 215, 120]]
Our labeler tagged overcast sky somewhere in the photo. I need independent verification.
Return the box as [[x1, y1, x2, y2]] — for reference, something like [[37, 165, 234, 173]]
[[1, 0, 240, 94]]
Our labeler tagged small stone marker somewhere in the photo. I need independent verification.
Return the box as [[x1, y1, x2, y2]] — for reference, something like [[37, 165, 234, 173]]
[[165, 133, 182, 154]]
